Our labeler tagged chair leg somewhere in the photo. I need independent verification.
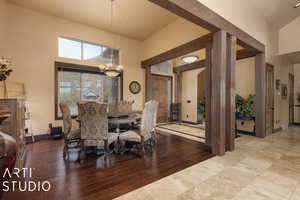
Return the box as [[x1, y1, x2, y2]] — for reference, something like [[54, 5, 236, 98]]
[[63, 145, 67, 160], [140, 143, 146, 157], [104, 140, 109, 164], [79, 141, 85, 163]]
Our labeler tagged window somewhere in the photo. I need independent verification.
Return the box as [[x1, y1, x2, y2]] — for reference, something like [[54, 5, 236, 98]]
[[151, 61, 173, 74], [55, 62, 122, 119], [58, 37, 119, 64], [58, 38, 82, 60]]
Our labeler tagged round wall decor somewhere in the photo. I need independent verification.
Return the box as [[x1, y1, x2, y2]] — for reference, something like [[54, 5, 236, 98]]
[[129, 81, 141, 94]]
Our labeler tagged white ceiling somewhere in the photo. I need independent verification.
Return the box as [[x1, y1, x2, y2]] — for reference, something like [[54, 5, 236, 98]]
[[8, 0, 178, 41], [248, 0, 300, 28]]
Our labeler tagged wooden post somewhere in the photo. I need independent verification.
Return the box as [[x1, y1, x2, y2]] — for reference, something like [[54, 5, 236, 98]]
[[205, 44, 212, 146], [225, 35, 236, 151], [211, 30, 227, 156], [255, 53, 266, 138], [174, 72, 182, 121], [145, 66, 152, 102]]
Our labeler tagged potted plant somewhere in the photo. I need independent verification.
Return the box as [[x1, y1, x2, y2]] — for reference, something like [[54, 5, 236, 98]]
[[197, 98, 205, 123], [235, 94, 256, 119]]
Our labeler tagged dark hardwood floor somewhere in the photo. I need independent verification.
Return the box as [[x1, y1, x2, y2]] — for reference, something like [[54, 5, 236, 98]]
[[3, 133, 213, 200]]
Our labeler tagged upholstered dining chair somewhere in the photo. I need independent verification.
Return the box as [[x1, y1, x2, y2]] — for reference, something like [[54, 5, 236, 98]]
[[118, 100, 158, 157], [78, 102, 118, 162], [59, 102, 81, 160], [117, 100, 134, 113]]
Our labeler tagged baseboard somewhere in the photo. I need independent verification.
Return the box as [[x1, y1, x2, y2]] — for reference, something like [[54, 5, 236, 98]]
[[181, 121, 200, 125], [25, 134, 51, 144], [236, 130, 254, 136]]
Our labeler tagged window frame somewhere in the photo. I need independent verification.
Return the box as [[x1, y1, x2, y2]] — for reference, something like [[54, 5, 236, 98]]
[[54, 61, 123, 120]]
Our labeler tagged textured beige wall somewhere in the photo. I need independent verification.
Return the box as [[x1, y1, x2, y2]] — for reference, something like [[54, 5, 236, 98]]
[[181, 68, 205, 123], [236, 58, 255, 98], [5, 4, 144, 135], [0, 0, 7, 54], [279, 16, 300, 55], [142, 18, 210, 60], [294, 64, 300, 123], [196, 0, 269, 45]]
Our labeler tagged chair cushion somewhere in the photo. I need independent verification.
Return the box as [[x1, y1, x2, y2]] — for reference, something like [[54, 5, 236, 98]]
[[66, 129, 81, 140], [119, 130, 151, 143], [83, 132, 118, 147]]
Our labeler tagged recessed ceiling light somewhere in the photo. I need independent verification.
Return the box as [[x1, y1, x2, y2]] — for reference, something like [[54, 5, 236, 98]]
[[294, 2, 300, 8], [181, 55, 199, 64]]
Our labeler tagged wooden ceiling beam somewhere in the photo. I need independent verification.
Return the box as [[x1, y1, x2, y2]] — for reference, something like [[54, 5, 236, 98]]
[[141, 33, 213, 68], [149, 0, 265, 53], [173, 49, 256, 74]]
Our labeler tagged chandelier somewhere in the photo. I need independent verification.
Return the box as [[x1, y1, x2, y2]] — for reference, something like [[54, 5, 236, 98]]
[[98, 0, 123, 77]]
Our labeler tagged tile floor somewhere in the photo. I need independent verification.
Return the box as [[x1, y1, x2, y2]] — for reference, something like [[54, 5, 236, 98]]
[[157, 123, 206, 143], [115, 126, 300, 200]]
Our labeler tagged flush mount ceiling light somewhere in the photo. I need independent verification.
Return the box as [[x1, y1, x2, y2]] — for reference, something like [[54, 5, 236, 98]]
[[294, 2, 300, 8], [181, 55, 199, 64]]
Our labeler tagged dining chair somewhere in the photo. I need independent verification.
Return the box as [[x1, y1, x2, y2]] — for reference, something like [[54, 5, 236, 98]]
[[78, 102, 118, 162], [118, 100, 134, 113], [118, 100, 158, 157], [59, 102, 81, 161]]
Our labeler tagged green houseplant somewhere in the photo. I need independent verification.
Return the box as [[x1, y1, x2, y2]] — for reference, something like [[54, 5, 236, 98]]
[[235, 94, 256, 118], [197, 98, 205, 123]]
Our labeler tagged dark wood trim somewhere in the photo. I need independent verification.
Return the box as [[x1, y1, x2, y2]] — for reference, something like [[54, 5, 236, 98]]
[[266, 63, 275, 134], [54, 61, 123, 120], [237, 49, 257, 60], [148, 0, 265, 53], [225, 35, 236, 151], [210, 30, 226, 156], [25, 134, 51, 144], [174, 72, 182, 121], [205, 44, 212, 146], [141, 33, 213, 68], [145, 66, 152, 102], [151, 74, 174, 121], [255, 53, 266, 138], [171, 48, 257, 74], [173, 60, 206, 73]]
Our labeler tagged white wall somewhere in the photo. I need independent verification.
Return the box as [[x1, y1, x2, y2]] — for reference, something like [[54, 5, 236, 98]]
[[5, 4, 144, 135], [279, 16, 300, 55]]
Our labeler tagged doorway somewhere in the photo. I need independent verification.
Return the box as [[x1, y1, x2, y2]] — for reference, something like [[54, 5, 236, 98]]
[[151, 74, 173, 123], [289, 73, 295, 125], [266, 64, 274, 135]]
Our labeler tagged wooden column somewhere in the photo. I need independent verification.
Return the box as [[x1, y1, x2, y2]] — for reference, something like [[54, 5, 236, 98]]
[[225, 35, 236, 151], [205, 44, 212, 146], [211, 30, 227, 156], [255, 53, 266, 138], [145, 66, 152, 102], [174, 72, 182, 121]]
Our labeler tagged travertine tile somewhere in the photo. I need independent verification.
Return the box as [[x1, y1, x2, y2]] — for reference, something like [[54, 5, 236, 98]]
[[115, 127, 300, 200]]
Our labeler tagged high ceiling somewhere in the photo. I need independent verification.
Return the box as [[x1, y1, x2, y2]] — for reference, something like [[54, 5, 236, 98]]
[[248, 0, 300, 28], [8, 0, 178, 41]]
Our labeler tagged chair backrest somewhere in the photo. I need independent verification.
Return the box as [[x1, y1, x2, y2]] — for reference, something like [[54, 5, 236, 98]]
[[78, 102, 108, 140], [140, 100, 158, 137], [108, 102, 118, 115], [118, 100, 134, 113], [59, 102, 72, 134], [151, 101, 159, 128]]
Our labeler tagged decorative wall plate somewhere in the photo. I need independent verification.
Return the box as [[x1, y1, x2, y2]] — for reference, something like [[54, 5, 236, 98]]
[[129, 81, 141, 94]]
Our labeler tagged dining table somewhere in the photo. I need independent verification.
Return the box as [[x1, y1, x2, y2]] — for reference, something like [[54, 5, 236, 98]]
[[76, 112, 141, 133]]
